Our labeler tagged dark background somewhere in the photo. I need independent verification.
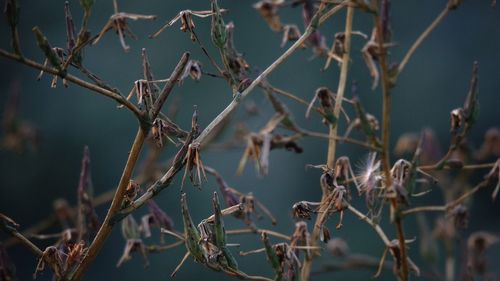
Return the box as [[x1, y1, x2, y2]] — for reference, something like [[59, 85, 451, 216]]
[[1, 0, 499, 280]]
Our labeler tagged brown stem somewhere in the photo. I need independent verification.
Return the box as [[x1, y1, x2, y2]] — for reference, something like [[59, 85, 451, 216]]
[[302, 5, 354, 281], [0, 49, 143, 119], [68, 127, 147, 281], [226, 228, 291, 241], [373, 5, 409, 280], [397, 5, 450, 76], [150, 52, 190, 119]]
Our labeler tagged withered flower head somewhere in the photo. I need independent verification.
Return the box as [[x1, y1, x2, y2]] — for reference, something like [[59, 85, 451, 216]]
[[180, 60, 203, 82], [118, 215, 149, 267], [292, 201, 313, 220], [150, 9, 223, 40], [151, 118, 176, 147], [181, 142, 207, 188], [361, 28, 396, 89], [34, 246, 65, 280], [291, 221, 311, 258], [93, 0, 156, 51], [253, 0, 283, 32]]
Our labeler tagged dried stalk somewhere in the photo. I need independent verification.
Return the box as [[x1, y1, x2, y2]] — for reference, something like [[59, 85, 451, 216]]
[[302, 5, 354, 281]]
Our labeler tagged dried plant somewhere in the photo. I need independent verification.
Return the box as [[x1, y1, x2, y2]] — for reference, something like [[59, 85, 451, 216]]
[[1, 1, 499, 281]]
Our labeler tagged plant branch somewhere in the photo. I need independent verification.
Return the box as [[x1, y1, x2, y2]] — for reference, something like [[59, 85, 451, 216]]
[[226, 228, 291, 241], [397, 4, 450, 76], [150, 52, 190, 119], [302, 5, 354, 281], [0, 49, 143, 119], [193, 4, 345, 146], [69, 127, 147, 281]]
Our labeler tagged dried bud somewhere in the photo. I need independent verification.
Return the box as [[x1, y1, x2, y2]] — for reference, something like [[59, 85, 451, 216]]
[[34, 246, 65, 280], [292, 202, 313, 220], [181, 60, 203, 82], [281, 24, 301, 48], [320, 225, 331, 243], [450, 108, 464, 133], [124, 180, 140, 203], [447, 0, 463, 10]]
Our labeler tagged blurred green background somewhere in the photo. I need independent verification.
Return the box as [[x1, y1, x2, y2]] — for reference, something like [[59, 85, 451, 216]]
[[1, 0, 499, 280]]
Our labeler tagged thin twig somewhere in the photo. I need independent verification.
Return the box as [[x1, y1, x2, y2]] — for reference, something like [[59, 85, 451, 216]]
[[150, 52, 190, 119], [193, 4, 345, 146], [397, 4, 450, 76], [347, 205, 391, 247], [0, 49, 143, 120], [226, 228, 291, 241]]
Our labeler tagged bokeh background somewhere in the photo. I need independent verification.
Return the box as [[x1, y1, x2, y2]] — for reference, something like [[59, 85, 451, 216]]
[[1, 0, 499, 280]]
